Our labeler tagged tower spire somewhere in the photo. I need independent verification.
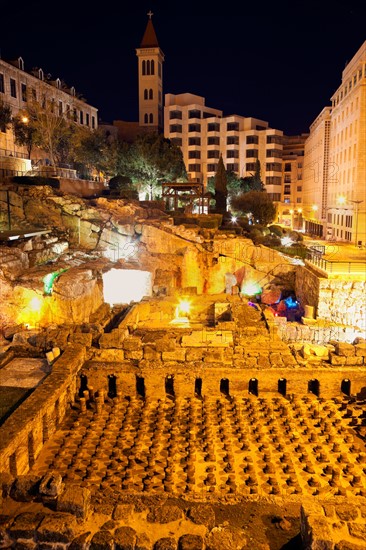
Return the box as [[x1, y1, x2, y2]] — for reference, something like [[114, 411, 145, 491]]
[[140, 13, 159, 47]]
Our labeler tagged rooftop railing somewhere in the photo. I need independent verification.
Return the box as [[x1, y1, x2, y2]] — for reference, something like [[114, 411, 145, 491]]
[[305, 248, 366, 275]]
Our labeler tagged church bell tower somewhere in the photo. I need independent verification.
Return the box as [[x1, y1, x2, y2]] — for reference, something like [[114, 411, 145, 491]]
[[136, 11, 165, 133]]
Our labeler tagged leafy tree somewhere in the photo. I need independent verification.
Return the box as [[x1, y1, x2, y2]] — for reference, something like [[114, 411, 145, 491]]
[[214, 154, 227, 214], [0, 98, 12, 133], [240, 159, 264, 192], [72, 127, 122, 178], [109, 175, 138, 199], [24, 98, 74, 166], [230, 190, 276, 225], [122, 132, 187, 199], [12, 113, 37, 159]]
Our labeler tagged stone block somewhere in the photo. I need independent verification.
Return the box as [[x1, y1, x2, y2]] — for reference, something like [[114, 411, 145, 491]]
[[114, 526, 137, 550], [112, 504, 135, 521], [257, 355, 271, 369], [89, 530, 114, 550], [9, 512, 45, 539], [355, 343, 366, 357], [39, 473, 64, 498], [336, 505, 358, 522], [344, 357, 363, 366], [143, 346, 161, 361], [69, 532, 92, 550], [178, 534, 203, 550], [335, 542, 366, 550], [155, 337, 176, 352], [185, 349, 204, 362], [124, 351, 143, 360], [69, 333, 93, 347], [10, 475, 42, 502], [162, 349, 186, 362], [349, 523, 366, 540], [187, 505, 215, 530], [335, 342, 356, 357], [147, 505, 184, 524], [123, 337, 142, 351], [37, 513, 78, 543], [154, 538, 176, 550], [203, 349, 223, 363], [330, 353, 347, 365], [205, 526, 247, 550], [56, 485, 91, 519]]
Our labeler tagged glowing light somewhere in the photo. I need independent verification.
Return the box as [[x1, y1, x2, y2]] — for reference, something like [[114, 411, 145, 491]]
[[297, 208, 302, 214], [29, 297, 42, 312], [178, 300, 191, 314], [284, 296, 298, 309], [43, 269, 68, 295], [102, 269, 152, 305], [241, 281, 262, 296], [289, 209, 294, 214], [281, 236, 294, 247], [337, 196, 346, 205], [21, 116, 29, 124], [231, 216, 237, 223], [312, 204, 319, 211]]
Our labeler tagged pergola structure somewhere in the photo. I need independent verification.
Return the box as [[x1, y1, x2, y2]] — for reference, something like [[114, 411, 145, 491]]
[[162, 182, 210, 214]]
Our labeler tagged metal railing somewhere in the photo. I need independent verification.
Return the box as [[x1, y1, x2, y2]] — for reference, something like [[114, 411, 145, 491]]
[[305, 250, 366, 275], [0, 148, 27, 160]]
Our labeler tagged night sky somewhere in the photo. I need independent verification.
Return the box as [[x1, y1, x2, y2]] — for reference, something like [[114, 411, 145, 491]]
[[1, 0, 365, 135]]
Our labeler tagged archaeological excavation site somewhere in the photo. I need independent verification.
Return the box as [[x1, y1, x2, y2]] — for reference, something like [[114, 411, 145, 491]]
[[0, 184, 366, 550]]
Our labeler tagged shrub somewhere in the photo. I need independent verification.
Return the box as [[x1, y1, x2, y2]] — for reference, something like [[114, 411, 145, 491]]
[[269, 224, 285, 237]]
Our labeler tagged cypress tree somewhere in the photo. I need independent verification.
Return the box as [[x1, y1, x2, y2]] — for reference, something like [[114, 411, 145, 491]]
[[214, 154, 228, 214]]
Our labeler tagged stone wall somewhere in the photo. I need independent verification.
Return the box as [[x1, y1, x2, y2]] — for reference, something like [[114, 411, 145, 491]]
[[295, 266, 366, 331], [0, 345, 86, 476], [301, 499, 366, 549]]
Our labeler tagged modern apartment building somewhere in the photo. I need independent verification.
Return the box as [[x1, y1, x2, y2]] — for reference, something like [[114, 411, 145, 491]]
[[302, 40, 366, 244], [0, 56, 98, 171], [164, 93, 284, 201]]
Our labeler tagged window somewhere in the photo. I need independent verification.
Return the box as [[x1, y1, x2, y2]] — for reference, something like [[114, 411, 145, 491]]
[[207, 136, 220, 145], [188, 164, 201, 172], [266, 162, 282, 172], [158, 62, 162, 77], [226, 163, 239, 172], [265, 176, 282, 185], [268, 193, 281, 201], [296, 198, 302, 203], [149, 113, 153, 123], [170, 124, 182, 133], [0, 74, 5, 94], [188, 109, 201, 119], [207, 163, 217, 172], [73, 108, 77, 121], [92, 116, 95, 129], [189, 137, 201, 146], [284, 185, 291, 194], [284, 163, 291, 172], [203, 111, 215, 118], [227, 150, 239, 158], [80, 111, 84, 124], [142, 59, 155, 75], [227, 122, 239, 131], [171, 137, 182, 146], [170, 110, 182, 120], [58, 101, 63, 115], [188, 123, 201, 132], [227, 136, 239, 145], [189, 150, 201, 159], [266, 135, 282, 144], [246, 149, 258, 158], [297, 186, 302, 192], [149, 89, 153, 99], [246, 163, 256, 171], [298, 162, 303, 168], [246, 135, 258, 144], [208, 122, 220, 132], [284, 175, 291, 183], [208, 150, 220, 159], [21, 83, 27, 102], [144, 89, 148, 100], [86, 113, 90, 126], [10, 78, 17, 98], [266, 149, 282, 158]]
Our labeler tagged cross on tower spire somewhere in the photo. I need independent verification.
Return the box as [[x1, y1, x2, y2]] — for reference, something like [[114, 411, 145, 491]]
[[147, 10, 153, 19]]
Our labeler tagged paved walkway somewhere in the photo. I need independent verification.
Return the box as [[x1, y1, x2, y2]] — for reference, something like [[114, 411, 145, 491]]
[[304, 236, 366, 262]]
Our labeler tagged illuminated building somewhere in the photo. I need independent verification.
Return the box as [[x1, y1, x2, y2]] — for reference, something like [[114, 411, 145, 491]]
[[303, 40, 366, 243], [164, 92, 284, 200], [0, 56, 98, 171]]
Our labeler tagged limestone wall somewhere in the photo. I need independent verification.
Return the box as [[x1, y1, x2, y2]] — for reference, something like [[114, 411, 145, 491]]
[[296, 266, 366, 331], [301, 499, 366, 550], [0, 345, 86, 476]]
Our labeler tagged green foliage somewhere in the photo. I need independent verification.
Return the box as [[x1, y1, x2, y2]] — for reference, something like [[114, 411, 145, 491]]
[[11, 176, 59, 187], [120, 133, 187, 200], [268, 224, 285, 237], [230, 190, 276, 225], [12, 114, 37, 159], [214, 154, 228, 214], [0, 99, 12, 132], [108, 175, 138, 200]]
